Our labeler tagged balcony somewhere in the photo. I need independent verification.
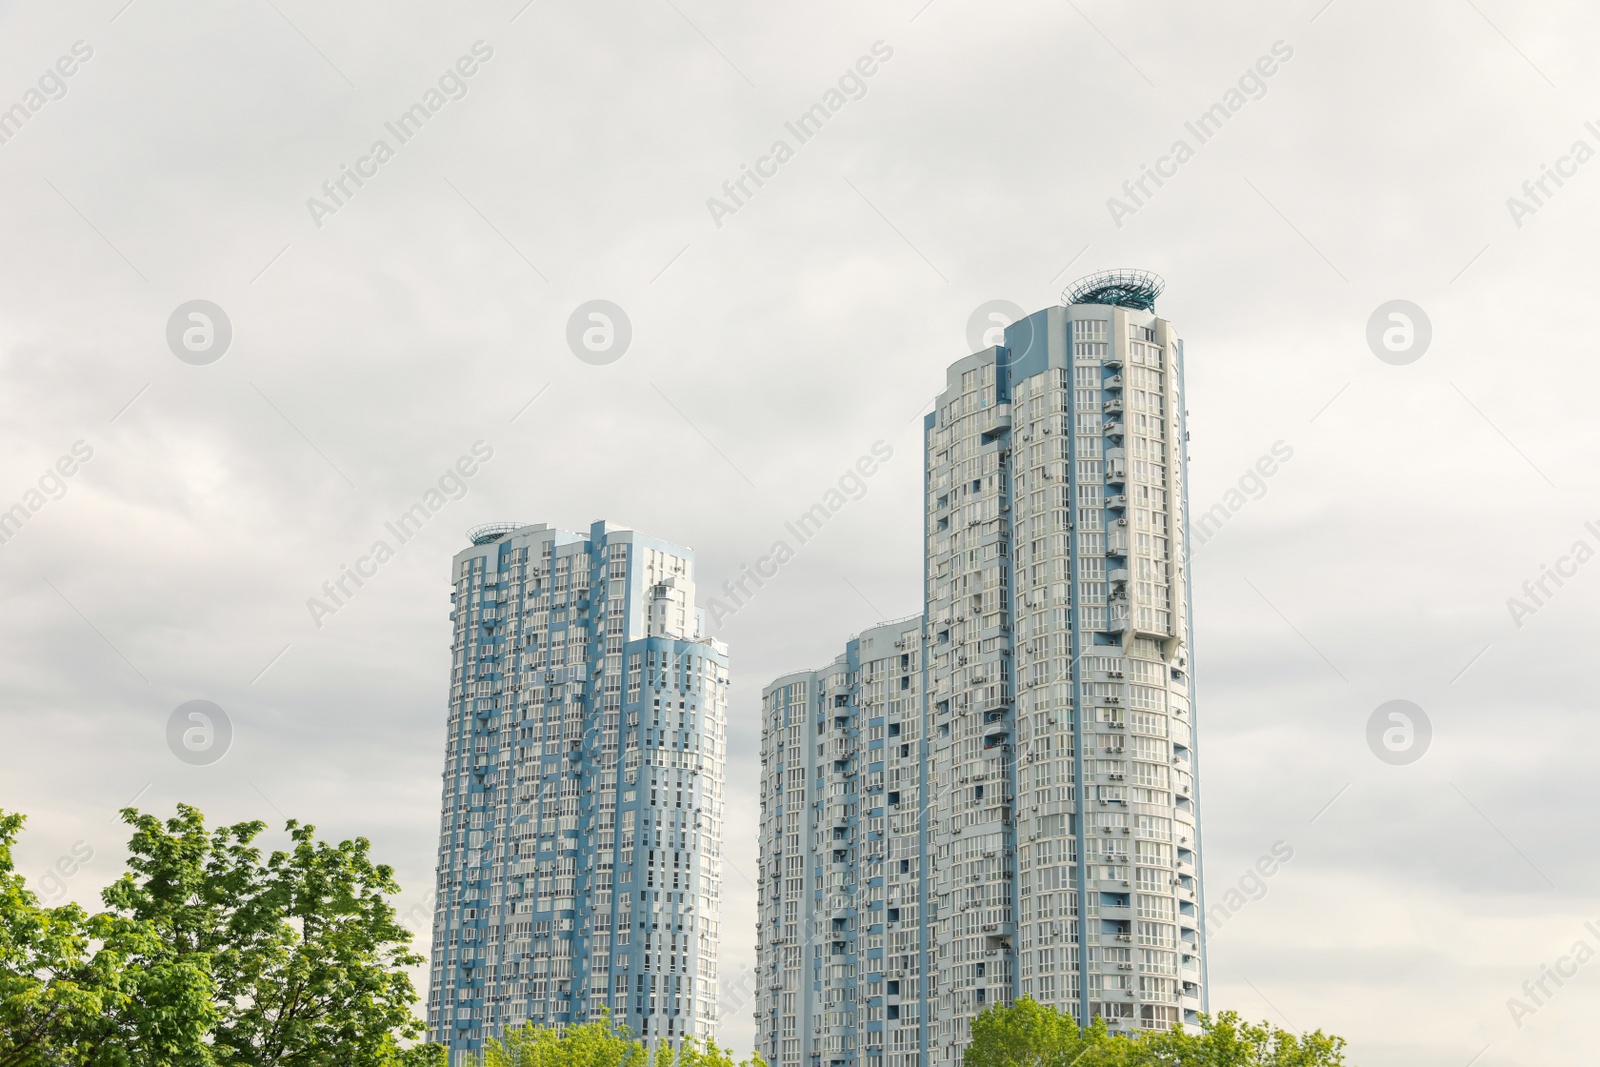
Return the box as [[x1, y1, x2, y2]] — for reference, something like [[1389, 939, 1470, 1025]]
[[980, 403, 1011, 439]]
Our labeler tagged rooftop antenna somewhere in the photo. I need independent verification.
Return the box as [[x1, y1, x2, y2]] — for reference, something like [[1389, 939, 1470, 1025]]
[[1062, 268, 1165, 311]]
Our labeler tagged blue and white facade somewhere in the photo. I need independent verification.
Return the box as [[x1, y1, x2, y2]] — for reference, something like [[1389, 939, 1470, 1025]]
[[754, 617, 926, 1067], [427, 521, 728, 1061], [755, 278, 1207, 1067]]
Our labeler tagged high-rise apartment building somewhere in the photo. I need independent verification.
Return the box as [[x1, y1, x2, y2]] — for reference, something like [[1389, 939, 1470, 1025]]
[[428, 520, 729, 1063], [754, 271, 1207, 1067]]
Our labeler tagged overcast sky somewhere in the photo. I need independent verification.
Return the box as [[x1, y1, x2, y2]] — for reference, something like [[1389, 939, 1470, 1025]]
[[3, 1, 1598, 1063]]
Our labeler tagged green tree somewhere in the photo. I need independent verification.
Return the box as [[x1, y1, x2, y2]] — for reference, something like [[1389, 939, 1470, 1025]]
[[0, 809, 215, 1067], [101, 804, 438, 1067], [480, 1011, 763, 1067], [964, 997, 1347, 1067], [965, 994, 1086, 1067]]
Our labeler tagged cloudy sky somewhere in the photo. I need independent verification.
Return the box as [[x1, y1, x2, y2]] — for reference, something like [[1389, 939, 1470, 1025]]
[[3, 0, 1598, 1062]]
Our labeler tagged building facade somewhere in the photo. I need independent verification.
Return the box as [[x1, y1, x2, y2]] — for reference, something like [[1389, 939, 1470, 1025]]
[[428, 520, 728, 1062], [754, 617, 927, 1067], [754, 272, 1208, 1067]]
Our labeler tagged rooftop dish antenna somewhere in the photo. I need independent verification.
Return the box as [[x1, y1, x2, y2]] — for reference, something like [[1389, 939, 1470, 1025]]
[[467, 522, 522, 545], [1062, 268, 1165, 311]]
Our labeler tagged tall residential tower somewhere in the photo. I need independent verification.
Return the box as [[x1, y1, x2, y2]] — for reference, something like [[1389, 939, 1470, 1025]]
[[754, 271, 1207, 1067], [428, 521, 728, 1062]]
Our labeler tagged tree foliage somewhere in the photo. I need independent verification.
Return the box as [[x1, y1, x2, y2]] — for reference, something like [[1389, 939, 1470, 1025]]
[[0, 805, 444, 1067], [0, 809, 215, 1067], [480, 1012, 764, 1067], [964, 997, 1348, 1067]]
